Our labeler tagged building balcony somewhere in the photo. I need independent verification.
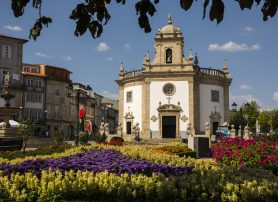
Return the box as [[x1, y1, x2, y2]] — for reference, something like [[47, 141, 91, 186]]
[[0, 80, 22, 91], [24, 86, 45, 92]]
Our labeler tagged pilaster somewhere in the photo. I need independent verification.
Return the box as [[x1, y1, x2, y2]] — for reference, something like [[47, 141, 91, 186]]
[[142, 78, 150, 138], [118, 85, 124, 129], [223, 84, 229, 123], [188, 80, 195, 135]]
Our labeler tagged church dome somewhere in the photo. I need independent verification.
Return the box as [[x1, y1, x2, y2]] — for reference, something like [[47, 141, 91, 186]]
[[158, 15, 182, 37]]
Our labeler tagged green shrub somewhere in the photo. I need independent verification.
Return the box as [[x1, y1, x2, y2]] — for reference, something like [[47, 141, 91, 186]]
[[0, 145, 72, 160], [51, 131, 64, 146]]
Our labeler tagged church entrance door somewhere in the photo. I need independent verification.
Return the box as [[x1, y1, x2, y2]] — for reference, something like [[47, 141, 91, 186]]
[[162, 116, 176, 138], [212, 122, 219, 135]]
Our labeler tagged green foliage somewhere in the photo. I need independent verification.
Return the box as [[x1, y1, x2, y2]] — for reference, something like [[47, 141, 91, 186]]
[[241, 101, 260, 133], [258, 111, 272, 133], [151, 142, 196, 158], [9, 0, 278, 40], [1, 143, 276, 201], [211, 137, 278, 174], [0, 145, 71, 160], [18, 117, 34, 153], [92, 132, 107, 143], [51, 131, 64, 147], [229, 109, 246, 130], [29, 16, 52, 40], [272, 110, 278, 131]]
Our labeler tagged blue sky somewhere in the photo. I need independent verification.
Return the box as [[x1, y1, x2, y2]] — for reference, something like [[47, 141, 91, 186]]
[[1, 1, 278, 109]]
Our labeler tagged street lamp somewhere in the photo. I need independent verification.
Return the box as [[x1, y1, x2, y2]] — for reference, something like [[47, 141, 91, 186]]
[[44, 110, 47, 124], [19, 106, 23, 119], [231, 102, 237, 111], [75, 91, 80, 146]]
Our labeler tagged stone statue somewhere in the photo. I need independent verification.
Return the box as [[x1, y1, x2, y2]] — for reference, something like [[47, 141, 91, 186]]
[[133, 122, 140, 141], [117, 122, 123, 137], [104, 123, 109, 135], [230, 124, 236, 138], [4, 72, 10, 87]]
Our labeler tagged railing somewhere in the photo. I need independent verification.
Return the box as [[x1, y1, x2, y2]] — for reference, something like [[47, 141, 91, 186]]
[[0, 80, 22, 90], [123, 69, 142, 78], [24, 86, 44, 92], [198, 67, 226, 77]]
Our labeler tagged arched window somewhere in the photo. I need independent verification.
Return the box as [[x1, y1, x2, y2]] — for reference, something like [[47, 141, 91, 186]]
[[166, 48, 172, 63]]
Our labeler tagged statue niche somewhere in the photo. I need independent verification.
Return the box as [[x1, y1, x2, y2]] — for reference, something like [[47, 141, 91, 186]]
[[166, 48, 172, 63]]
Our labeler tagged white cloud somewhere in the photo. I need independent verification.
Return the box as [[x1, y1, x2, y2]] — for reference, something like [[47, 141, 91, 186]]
[[240, 84, 252, 90], [250, 43, 260, 50], [4, 25, 22, 32], [273, 92, 278, 104], [230, 93, 271, 110], [62, 55, 72, 61], [105, 56, 113, 61], [208, 41, 261, 52], [244, 26, 253, 32], [231, 94, 259, 105], [100, 90, 118, 100], [96, 42, 110, 52], [35, 52, 53, 58], [124, 43, 132, 50]]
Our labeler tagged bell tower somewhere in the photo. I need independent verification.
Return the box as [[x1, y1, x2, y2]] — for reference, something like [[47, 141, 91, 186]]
[[152, 15, 184, 66]]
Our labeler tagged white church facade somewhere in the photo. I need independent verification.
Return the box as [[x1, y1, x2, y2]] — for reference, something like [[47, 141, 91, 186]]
[[116, 16, 232, 139]]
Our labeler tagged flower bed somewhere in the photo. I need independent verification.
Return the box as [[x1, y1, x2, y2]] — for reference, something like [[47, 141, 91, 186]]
[[150, 142, 196, 158], [0, 144, 278, 201], [0, 167, 277, 201], [211, 137, 278, 173], [0, 149, 193, 177]]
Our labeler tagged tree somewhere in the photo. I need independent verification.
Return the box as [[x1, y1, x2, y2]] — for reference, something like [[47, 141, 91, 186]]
[[9, 0, 278, 40], [241, 101, 260, 133], [18, 117, 34, 153], [51, 130, 64, 147], [272, 110, 278, 132], [229, 109, 246, 130], [258, 110, 272, 133]]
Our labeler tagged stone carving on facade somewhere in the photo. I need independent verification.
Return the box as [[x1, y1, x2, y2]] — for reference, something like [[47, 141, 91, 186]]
[[151, 115, 158, 122], [157, 104, 181, 112], [186, 122, 192, 135], [124, 112, 134, 119], [180, 115, 188, 122], [210, 110, 222, 120]]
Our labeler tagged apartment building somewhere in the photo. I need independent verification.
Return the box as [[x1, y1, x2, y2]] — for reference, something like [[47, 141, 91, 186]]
[[21, 64, 46, 134], [0, 34, 27, 113], [44, 65, 72, 136]]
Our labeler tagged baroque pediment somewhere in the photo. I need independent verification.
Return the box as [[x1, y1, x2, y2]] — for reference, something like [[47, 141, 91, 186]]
[[157, 104, 181, 112]]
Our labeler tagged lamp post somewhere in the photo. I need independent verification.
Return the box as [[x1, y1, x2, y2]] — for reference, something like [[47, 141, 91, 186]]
[[75, 91, 80, 146], [19, 106, 23, 120], [231, 102, 237, 111], [44, 110, 47, 125]]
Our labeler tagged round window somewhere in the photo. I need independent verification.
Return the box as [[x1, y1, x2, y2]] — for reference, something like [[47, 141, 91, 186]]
[[163, 83, 175, 96]]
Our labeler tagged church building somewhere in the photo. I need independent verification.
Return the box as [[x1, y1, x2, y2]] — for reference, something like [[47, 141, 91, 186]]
[[116, 15, 232, 139]]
